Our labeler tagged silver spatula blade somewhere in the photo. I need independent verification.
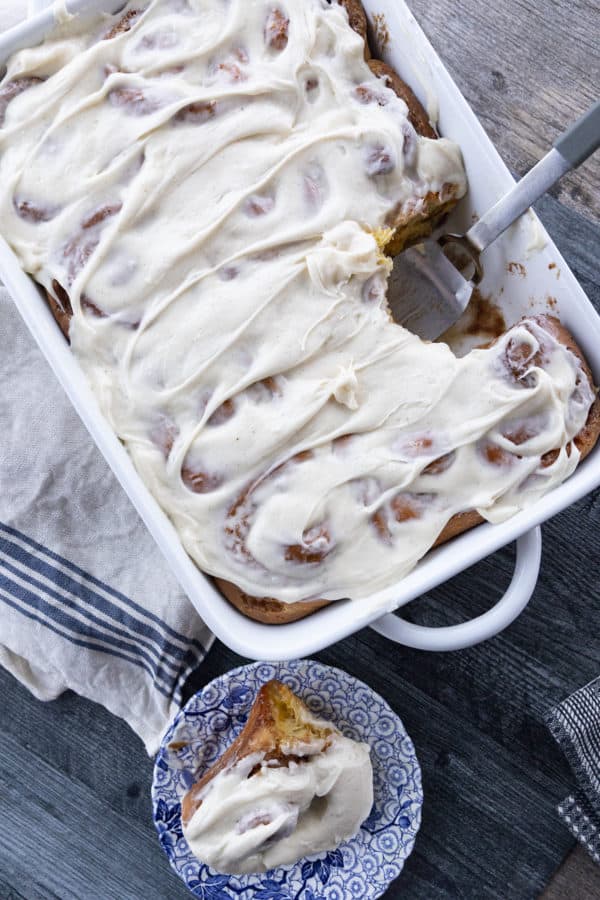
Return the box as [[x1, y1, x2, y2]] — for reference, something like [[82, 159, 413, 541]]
[[387, 242, 473, 341]]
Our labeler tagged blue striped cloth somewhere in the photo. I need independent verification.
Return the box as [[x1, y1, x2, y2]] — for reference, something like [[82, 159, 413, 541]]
[[0, 286, 213, 754], [546, 678, 600, 864]]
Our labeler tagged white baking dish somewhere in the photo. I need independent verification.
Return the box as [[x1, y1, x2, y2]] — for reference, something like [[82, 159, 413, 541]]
[[1, 0, 599, 659]]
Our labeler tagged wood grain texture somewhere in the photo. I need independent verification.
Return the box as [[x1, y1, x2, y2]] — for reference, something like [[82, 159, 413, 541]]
[[1, 2, 600, 899], [542, 846, 600, 899], [0, 671, 190, 900], [187, 517, 600, 899], [406, 0, 600, 220]]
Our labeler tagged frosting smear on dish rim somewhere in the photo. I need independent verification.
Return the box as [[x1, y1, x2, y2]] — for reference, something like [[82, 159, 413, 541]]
[[0, 0, 593, 604]]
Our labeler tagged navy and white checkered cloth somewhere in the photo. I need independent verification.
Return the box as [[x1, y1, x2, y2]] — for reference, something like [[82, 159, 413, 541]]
[[0, 285, 213, 755], [546, 678, 600, 864]]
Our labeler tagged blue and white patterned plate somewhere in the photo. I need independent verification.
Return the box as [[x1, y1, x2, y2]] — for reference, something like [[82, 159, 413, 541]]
[[152, 659, 422, 899]]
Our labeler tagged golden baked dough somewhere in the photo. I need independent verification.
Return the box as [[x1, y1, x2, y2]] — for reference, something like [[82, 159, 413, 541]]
[[217, 315, 600, 624], [2, 0, 597, 625], [180, 678, 373, 874], [181, 680, 335, 826]]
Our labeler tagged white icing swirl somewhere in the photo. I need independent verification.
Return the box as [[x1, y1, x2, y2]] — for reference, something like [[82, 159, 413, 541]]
[[0, 0, 592, 604], [182, 735, 373, 874]]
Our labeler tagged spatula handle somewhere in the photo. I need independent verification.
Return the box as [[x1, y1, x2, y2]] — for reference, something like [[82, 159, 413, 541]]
[[466, 100, 600, 253], [555, 98, 600, 168]]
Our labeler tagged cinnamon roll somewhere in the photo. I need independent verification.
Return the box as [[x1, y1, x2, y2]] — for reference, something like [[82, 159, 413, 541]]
[[0, 1, 597, 623], [181, 680, 373, 873]]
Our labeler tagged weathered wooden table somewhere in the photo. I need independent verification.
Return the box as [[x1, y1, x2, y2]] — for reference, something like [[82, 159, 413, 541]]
[[1, 1, 599, 897]]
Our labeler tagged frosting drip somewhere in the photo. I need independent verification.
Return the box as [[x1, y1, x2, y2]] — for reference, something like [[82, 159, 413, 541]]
[[0, 0, 592, 603]]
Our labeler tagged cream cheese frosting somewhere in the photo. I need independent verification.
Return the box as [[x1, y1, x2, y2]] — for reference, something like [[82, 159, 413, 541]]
[[0, 0, 594, 604], [182, 735, 373, 874]]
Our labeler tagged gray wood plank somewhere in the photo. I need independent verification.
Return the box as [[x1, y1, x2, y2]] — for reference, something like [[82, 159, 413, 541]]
[[1, 2, 599, 899], [406, 0, 600, 220], [0, 722, 189, 900], [0, 669, 153, 828], [0, 877, 30, 900]]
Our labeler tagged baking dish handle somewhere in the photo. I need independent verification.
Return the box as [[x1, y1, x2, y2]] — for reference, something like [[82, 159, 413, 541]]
[[370, 526, 542, 651]]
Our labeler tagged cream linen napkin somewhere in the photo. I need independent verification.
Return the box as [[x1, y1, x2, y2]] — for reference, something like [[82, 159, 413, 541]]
[[0, 1, 214, 754]]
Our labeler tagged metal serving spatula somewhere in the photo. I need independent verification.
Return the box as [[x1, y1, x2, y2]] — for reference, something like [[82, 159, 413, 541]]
[[388, 99, 600, 341]]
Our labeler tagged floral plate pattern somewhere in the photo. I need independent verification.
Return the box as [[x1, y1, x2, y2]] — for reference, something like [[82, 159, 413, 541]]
[[152, 659, 422, 899]]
